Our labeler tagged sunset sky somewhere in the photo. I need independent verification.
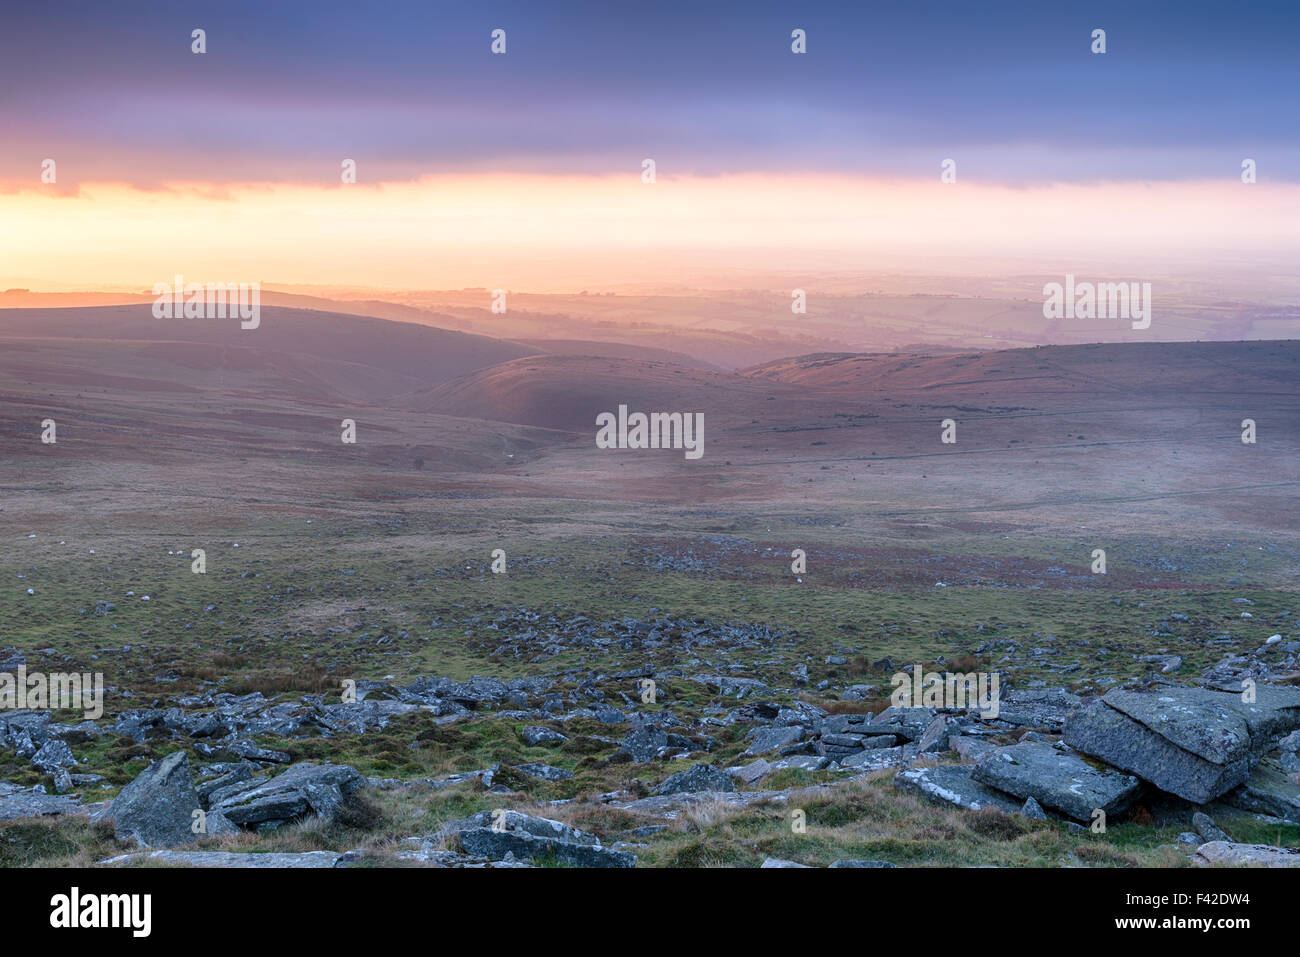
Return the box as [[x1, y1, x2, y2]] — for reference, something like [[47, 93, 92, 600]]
[[2, 0, 1297, 291]]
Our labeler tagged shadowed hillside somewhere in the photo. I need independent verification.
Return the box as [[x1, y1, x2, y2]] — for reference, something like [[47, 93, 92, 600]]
[[745, 341, 1300, 396], [0, 305, 541, 400], [400, 354, 804, 432]]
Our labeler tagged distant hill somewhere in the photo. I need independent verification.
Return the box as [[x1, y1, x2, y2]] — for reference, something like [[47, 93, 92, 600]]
[[744, 341, 1300, 396], [400, 354, 801, 432], [0, 305, 540, 402], [517, 339, 717, 369]]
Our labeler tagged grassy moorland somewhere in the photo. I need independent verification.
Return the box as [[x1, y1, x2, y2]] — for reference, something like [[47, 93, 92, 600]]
[[2, 314, 1298, 866]]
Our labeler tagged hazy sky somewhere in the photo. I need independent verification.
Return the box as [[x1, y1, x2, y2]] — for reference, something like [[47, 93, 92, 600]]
[[2, 1, 1297, 289]]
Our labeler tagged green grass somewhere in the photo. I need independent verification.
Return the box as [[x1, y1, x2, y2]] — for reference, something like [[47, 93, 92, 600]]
[[3, 508, 1297, 867]]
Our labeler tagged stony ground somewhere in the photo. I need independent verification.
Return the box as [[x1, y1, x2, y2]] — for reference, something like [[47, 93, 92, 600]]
[[3, 514, 1299, 868]]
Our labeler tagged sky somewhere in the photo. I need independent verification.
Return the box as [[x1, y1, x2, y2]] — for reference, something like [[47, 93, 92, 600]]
[[1, 0, 1297, 290]]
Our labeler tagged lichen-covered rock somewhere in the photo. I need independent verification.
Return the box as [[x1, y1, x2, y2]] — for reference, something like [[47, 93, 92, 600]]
[[622, 725, 669, 762], [101, 849, 342, 868], [1192, 842, 1300, 867], [521, 725, 567, 747], [436, 809, 635, 867], [0, 783, 83, 821], [1064, 685, 1300, 803], [894, 764, 1022, 813], [108, 751, 203, 848], [653, 763, 734, 795], [973, 742, 1141, 823], [210, 762, 364, 831], [1223, 757, 1300, 822]]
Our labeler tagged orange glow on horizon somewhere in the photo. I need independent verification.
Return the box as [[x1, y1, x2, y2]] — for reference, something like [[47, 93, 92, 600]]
[[2, 173, 1296, 291]]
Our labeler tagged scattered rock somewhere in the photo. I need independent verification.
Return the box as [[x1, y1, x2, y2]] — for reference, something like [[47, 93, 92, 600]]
[[951, 735, 998, 763], [31, 739, 77, 774], [745, 725, 803, 755], [101, 850, 342, 868], [917, 715, 958, 754], [838, 746, 906, 771], [1192, 842, 1300, 868], [1064, 685, 1300, 803], [653, 763, 734, 795], [622, 725, 669, 762], [973, 742, 1141, 823], [512, 763, 574, 782], [995, 688, 1081, 731], [443, 810, 634, 868], [730, 758, 772, 784], [521, 725, 567, 747], [1223, 757, 1300, 822], [1192, 811, 1231, 843], [211, 762, 364, 832], [1020, 796, 1048, 820], [894, 764, 1022, 813], [828, 859, 897, 868], [0, 786, 83, 821], [770, 754, 831, 772], [108, 751, 203, 848]]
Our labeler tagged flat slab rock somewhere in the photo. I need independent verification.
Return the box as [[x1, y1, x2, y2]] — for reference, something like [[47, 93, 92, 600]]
[[436, 809, 635, 868], [894, 764, 1023, 814], [458, 828, 635, 868], [838, 746, 907, 771], [995, 688, 1082, 730], [210, 762, 364, 830], [393, 843, 533, 868], [100, 850, 343, 868], [612, 783, 838, 819], [1064, 685, 1300, 804], [653, 763, 734, 795], [973, 741, 1141, 823], [437, 808, 598, 845], [1223, 757, 1300, 823], [612, 790, 761, 819], [829, 859, 897, 868], [1192, 842, 1300, 868], [0, 787, 84, 821]]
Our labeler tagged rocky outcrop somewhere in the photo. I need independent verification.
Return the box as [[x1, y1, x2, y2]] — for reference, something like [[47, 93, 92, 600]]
[[1222, 757, 1300, 822], [520, 725, 567, 747], [107, 752, 205, 848], [1063, 685, 1300, 803], [894, 764, 1023, 813], [972, 742, 1141, 822], [622, 725, 669, 762], [101, 849, 342, 868], [437, 810, 635, 868], [210, 762, 364, 831], [1192, 842, 1300, 867], [653, 763, 734, 795], [0, 783, 83, 821], [994, 688, 1081, 731]]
